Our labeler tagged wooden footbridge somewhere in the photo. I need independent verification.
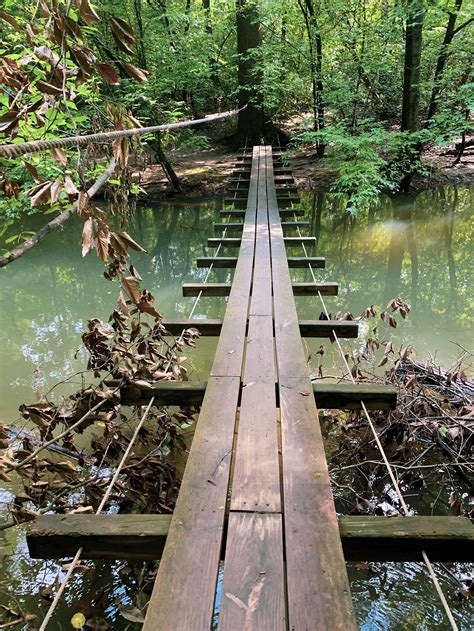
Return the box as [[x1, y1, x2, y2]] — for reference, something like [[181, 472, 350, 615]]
[[27, 146, 473, 629]]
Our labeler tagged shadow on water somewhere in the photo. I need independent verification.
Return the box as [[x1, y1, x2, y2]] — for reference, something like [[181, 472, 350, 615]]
[[0, 186, 472, 628]]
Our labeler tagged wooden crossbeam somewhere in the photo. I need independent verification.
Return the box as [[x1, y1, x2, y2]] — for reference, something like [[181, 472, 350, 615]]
[[208, 236, 316, 248], [162, 319, 356, 338], [195, 256, 325, 269], [27, 515, 474, 562], [116, 380, 396, 410], [220, 209, 306, 217], [182, 281, 337, 297], [214, 221, 309, 232]]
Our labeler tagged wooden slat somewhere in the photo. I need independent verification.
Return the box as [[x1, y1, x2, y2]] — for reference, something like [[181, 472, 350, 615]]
[[340, 516, 474, 562], [196, 254, 323, 268], [266, 146, 356, 630], [292, 282, 339, 296], [182, 282, 338, 298], [214, 222, 244, 231], [208, 237, 242, 248], [196, 257, 238, 268], [162, 319, 223, 336], [279, 209, 305, 217], [281, 221, 310, 229], [118, 381, 396, 411], [182, 283, 231, 297], [209, 237, 316, 248], [163, 319, 357, 338], [220, 210, 246, 217], [231, 316, 279, 511], [143, 376, 240, 631], [284, 236, 316, 247], [218, 513, 286, 630], [299, 319, 357, 337], [313, 382, 397, 410], [28, 515, 474, 562], [210, 146, 259, 377], [287, 256, 325, 268]]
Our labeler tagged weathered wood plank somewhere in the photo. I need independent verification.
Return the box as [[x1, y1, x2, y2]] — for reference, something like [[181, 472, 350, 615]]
[[197, 255, 325, 269], [218, 513, 286, 630], [208, 237, 242, 248], [118, 380, 396, 411], [182, 282, 338, 298], [231, 316, 279, 511], [162, 319, 357, 338], [284, 236, 316, 247], [340, 516, 474, 562], [214, 222, 244, 231], [28, 515, 474, 562], [287, 256, 325, 268], [162, 319, 223, 336], [142, 376, 240, 631], [292, 281, 339, 296], [230, 381, 280, 511], [196, 257, 238, 268], [210, 145, 259, 378], [314, 382, 397, 410], [182, 283, 231, 297], [299, 319, 357, 337], [266, 146, 356, 630], [279, 209, 305, 217]]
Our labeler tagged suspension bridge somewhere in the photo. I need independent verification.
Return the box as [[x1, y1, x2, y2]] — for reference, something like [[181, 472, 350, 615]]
[[23, 144, 472, 629]]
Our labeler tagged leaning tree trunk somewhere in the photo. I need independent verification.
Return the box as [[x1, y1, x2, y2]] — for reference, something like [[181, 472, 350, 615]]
[[235, 0, 264, 146]]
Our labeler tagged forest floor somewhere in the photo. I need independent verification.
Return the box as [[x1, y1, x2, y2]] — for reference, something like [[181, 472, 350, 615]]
[[135, 134, 474, 199]]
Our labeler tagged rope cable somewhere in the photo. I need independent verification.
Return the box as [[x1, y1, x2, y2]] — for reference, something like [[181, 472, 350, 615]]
[[0, 108, 241, 159], [292, 208, 458, 630], [38, 397, 155, 630]]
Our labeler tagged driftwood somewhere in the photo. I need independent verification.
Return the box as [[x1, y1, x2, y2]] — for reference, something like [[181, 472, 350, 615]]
[[0, 158, 116, 268], [395, 357, 474, 402]]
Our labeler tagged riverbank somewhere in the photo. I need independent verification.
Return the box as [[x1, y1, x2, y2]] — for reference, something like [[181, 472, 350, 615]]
[[135, 135, 474, 200]]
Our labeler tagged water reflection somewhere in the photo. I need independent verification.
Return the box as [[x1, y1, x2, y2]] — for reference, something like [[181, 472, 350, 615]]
[[0, 185, 472, 629]]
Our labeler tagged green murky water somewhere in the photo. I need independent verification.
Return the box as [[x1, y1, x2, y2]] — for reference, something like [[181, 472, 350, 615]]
[[0, 185, 472, 628]]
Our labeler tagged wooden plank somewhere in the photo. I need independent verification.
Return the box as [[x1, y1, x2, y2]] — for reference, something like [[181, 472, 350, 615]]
[[182, 282, 337, 298], [27, 514, 170, 560], [28, 515, 474, 563], [287, 256, 325, 268], [196, 257, 238, 268], [162, 319, 357, 338], [284, 236, 316, 246], [313, 382, 397, 410], [162, 319, 223, 336], [210, 145, 259, 378], [266, 146, 356, 630], [143, 376, 240, 631], [214, 222, 244, 231], [230, 381, 280, 511], [218, 513, 286, 630], [121, 380, 206, 406], [299, 320, 357, 337], [340, 516, 474, 562], [208, 237, 242, 248], [118, 380, 396, 411], [231, 316, 279, 511], [292, 282, 339, 296], [183, 283, 231, 297]]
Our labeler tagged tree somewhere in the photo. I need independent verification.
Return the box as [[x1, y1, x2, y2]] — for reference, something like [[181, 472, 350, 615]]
[[235, 0, 264, 145]]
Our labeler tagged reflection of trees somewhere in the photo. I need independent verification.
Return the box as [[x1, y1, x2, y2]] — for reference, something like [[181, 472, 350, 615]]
[[440, 187, 458, 316], [383, 195, 419, 309]]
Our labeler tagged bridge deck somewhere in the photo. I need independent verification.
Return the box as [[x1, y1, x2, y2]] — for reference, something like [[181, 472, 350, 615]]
[[143, 146, 356, 630]]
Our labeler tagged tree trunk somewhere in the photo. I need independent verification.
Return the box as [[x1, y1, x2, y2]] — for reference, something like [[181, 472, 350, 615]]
[[297, 0, 325, 157], [426, 0, 463, 122], [236, 0, 264, 146], [134, 0, 148, 70], [401, 3, 424, 133], [399, 2, 424, 191]]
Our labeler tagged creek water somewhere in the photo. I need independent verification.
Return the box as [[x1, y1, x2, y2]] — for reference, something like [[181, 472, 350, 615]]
[[0, 185, 472, 628]]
